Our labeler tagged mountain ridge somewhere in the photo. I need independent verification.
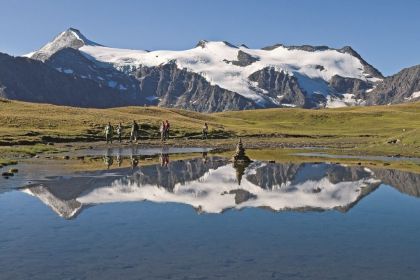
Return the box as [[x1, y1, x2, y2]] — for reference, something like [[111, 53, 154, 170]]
[[0, 28, 417, 111]]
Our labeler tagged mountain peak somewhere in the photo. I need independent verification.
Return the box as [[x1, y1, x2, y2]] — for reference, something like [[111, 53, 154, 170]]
[[195, 40, 238, 49], [196, 40, 209, 48], [338, 46, 383, 79], [67, 27, 81, 33], [29, 28, 100, 61], [64, 28, 99, 46]]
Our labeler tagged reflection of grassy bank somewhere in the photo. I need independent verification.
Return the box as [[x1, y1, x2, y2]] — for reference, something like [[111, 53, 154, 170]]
[[34, 152, 212, 172], [234, 148, 420, 174], [16, 148, 420, 175], [0, 158, 18, 168], [0, 99, 419, 158]]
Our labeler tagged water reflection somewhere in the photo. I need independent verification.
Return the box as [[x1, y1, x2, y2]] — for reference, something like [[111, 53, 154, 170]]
[[159, 153, 170, 167], [103, 149, 113, 169], [101, 147, 169, 169], [69, 146, 212, 157], [20, 156, 420, 219]]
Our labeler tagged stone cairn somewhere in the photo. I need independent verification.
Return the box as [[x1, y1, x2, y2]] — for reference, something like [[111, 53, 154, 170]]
[[232, 139, 252, 185], [232, 138, 251, 163]]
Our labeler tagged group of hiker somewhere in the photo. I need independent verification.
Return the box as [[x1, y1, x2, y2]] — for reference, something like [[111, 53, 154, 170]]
[[103, 120, 146, 144], [104, 120, 210, 143]]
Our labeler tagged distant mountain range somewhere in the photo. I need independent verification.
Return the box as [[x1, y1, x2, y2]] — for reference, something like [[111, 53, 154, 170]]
[[0, 28, 419, 112]]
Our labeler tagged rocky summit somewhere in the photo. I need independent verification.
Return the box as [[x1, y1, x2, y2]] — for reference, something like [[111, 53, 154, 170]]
[[0, 28, 418, 112]]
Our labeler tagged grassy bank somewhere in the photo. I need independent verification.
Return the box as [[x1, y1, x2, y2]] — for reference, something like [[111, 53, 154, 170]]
[[0, 99, 419, 157]]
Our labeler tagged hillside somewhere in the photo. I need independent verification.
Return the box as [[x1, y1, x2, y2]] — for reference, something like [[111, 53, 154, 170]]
[[0, 99, 419, 157]]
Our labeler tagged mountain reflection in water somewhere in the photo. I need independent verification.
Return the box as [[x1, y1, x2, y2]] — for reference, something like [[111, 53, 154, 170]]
[[20, 156, 420, 219]]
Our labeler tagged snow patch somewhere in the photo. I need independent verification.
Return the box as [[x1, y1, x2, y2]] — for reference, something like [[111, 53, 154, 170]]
[[281, 103, 297, 107], [326, 93, 364, 108], [63, 69, 74, 74], [406, 91, 420, 100], [146, 96, 159, 102]]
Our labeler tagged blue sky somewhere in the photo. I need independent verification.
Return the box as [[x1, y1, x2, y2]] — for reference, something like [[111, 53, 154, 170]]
[[0, 0, 419, 76]]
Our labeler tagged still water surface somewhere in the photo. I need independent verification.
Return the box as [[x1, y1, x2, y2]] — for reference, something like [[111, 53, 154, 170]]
[[1, 149, 420, 279]]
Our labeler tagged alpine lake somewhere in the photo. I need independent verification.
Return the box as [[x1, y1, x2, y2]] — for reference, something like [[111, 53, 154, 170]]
[[1, 144, 420, 280]]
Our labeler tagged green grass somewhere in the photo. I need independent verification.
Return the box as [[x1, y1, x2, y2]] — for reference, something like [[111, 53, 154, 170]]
[[0, 99, 419, 158], [0, 144, 61, 157]]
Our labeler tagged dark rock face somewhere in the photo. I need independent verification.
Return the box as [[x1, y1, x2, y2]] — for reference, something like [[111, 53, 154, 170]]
[[228, 189, 257, 204], [122, 157, 228, 191], [195, 40, 208, 48], [46, 48, 140, 95], [366, 65, 420, 105], [262, 44, 330, 52], [0, 52, 143, 108], [326, 165, 373, 184], [245, 162, 301, 190], [248, 67, 306, 107], [225, 50, 259, 67], [135, 62, 260, 112], [329, 75, 371, 95]]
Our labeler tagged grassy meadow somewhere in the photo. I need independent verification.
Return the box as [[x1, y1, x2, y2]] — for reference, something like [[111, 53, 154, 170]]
[[0, 98, 419, 160]]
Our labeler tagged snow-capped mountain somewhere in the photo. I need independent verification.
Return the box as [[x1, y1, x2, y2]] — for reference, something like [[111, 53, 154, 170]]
[[0, 28, 417, 111], [23, 28, 384, 111]]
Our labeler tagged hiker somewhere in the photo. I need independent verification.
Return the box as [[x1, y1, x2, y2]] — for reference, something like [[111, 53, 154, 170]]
[[164, 120, 170, 140], [202, 123, 209, 140], [130, 120, 139, 143], [104, 122, 113, 144], [116, 123, 123, 143], [160, 121, 166, 142]]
